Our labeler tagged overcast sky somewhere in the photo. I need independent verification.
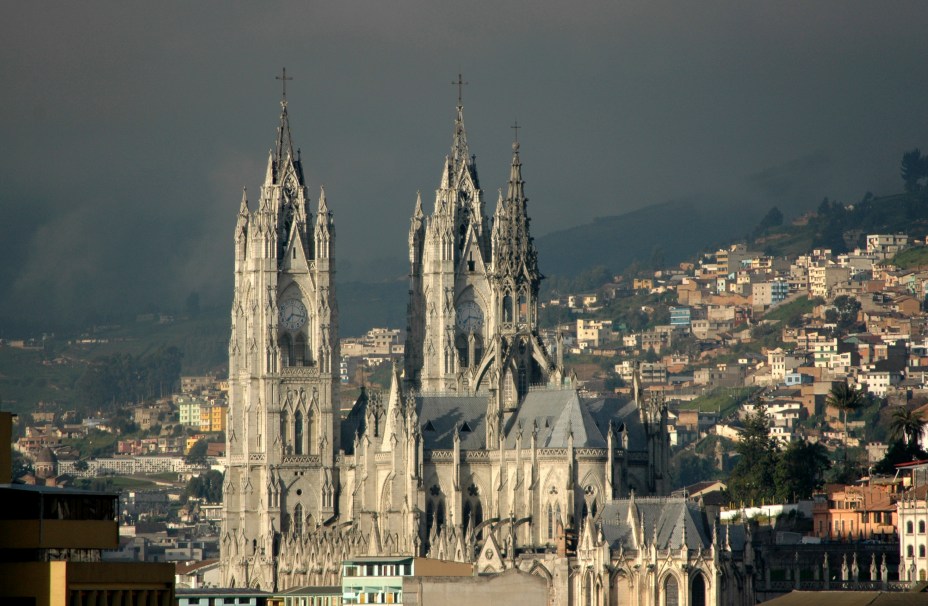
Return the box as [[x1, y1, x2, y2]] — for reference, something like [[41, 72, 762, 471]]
[[2, 2, 927, 331]]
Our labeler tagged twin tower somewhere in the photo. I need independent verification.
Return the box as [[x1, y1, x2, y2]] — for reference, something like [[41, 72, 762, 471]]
[[221, 84, 669, 590]]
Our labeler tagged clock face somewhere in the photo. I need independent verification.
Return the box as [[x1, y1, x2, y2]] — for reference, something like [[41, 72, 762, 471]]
[[278, 299, 308, 331], [456, 300, 484, 333]]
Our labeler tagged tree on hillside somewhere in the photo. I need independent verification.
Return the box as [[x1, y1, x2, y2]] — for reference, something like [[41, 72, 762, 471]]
[[186, 439, 209, 465], [728, 408, 779, 504], [826, 381, 865, 465], [774, 441, 830, 502], [753, 206, 784, 238], [888, 406, 926, 448], [901, 148, 928, 193], [824, 295, 862, 334]]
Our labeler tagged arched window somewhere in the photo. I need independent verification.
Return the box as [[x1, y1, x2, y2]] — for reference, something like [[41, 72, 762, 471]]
[[294, 503, 303, 537], [294, 411, 304, 455], [279, 333, 292, 367], [691, 574, 707, 606], [503, 292, 513, 323], [426, 501, 434, 531], [518, 292, 527, 323], [518, 364, 527, 397], [295, 333, 307, 366], [920, 545, 926, 557], [307, 409, 315, 454], [908, 545, 915, 557], [920, 521, 926, 534], [547, 504, 553, 539], [908, 521, 915, 534], [280, 410, 289, 449], [455, 334, 468, 368], [663, 575, 679, 606], [436, 500, 446, 529]]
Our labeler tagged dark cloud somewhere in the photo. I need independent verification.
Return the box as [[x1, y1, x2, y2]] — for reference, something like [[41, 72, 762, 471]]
[[1, 2, 927, 331]]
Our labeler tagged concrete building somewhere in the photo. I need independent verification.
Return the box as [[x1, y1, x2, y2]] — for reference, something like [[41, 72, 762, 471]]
[[812, 484, 898, 541], [897, 484, 928, 582], [341, 556, 471, 605]]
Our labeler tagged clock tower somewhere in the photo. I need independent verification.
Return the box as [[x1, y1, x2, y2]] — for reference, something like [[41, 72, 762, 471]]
[[221, 86, 339, 590], [405, 90, 562, 416]]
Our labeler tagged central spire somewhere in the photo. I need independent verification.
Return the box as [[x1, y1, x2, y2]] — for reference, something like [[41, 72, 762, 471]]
[[450, 73, 470, 167], [273, 68, 298, 184]]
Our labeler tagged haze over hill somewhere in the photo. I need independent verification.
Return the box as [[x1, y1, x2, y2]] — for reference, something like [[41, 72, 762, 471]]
[[2, 4, 927, 336]]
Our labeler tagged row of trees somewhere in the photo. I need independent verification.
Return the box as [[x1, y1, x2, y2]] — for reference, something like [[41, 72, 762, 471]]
[[74, 346, 182, 413], [727, 408, 830, 504], [901, 148, 928, 193]]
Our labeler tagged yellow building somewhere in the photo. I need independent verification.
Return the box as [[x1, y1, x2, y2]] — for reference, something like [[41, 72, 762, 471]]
[[199, 403, 228, 433]]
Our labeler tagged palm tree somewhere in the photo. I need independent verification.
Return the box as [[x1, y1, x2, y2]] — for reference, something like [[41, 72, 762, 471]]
[[826, 381, 864, 464], [888, 406, 926, 448]]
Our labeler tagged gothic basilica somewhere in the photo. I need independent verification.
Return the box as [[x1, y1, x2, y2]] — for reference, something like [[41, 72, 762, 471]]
[[220, 85, 752, 606]]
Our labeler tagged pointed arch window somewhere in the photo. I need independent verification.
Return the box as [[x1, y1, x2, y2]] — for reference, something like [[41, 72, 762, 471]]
[[436, 500, 446, 528], [503, 292, 513, 323], [294, 503, 303, 537], [295, 333, 307, 366], [294, 410, 304, 455], [518, 363, 527, 398], [426, 501, 435, 531], [547, 504, 554, 540], [691, 574, 706, 606], [468, 251, 475, 272], [518, 291, 527, 323], [663, 575, 679, 606], [503, 370, 514, 405], [279, 333, 293, 367], [280, 410, 289, 449], [307, 409, 316, 454]]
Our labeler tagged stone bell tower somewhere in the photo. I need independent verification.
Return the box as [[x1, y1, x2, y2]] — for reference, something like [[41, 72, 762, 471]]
[[221, 75, 340, 590]]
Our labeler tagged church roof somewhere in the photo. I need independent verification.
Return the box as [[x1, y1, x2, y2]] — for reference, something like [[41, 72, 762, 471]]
[[504, 389, 606, 449], [599, 497, 717, 551], [416, 395, 488, 450], [585, 397, 650, 451]]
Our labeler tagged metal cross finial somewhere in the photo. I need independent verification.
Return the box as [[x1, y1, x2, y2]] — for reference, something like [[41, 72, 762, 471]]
[[276, 67, 293, 101], [511, 120, 520, 143], [452, 73, 468, 106]]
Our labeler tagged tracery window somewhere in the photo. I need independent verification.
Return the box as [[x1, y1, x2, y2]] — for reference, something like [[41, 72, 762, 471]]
[[503, 293, 513, 323], [294, 411, 304, 455], [692, 574, 707, 606], [663, 575, 679, 606], [294, 503, 303, 537]]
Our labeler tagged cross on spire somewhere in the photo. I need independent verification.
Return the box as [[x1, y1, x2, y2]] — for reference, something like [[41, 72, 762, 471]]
[[276, 67, 293, 102], [511, 120, 521, 143], [452, 73, 468, 106]]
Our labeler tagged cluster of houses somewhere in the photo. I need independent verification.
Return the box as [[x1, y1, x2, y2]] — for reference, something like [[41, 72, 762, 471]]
[[547, 233, 928, 454]]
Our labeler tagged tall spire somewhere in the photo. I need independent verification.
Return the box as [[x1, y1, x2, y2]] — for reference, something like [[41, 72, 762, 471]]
[[506, 138, 525, 203], [273, 68, 297, 184], [449, 73, 470, 167]]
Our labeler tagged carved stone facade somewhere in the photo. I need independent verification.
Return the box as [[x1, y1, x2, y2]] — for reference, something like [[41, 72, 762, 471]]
[[221, 98, 340, 589], [404, 101, 562, 414], [221, 94, 676, 603]]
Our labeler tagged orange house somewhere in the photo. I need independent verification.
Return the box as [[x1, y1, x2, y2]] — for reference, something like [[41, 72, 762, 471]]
[[812, 483, 898, 540]]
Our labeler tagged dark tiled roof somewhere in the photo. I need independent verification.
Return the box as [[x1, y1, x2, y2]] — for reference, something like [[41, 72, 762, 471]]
[[599, 497, 736, 552], [416, 395, 489, 450]]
